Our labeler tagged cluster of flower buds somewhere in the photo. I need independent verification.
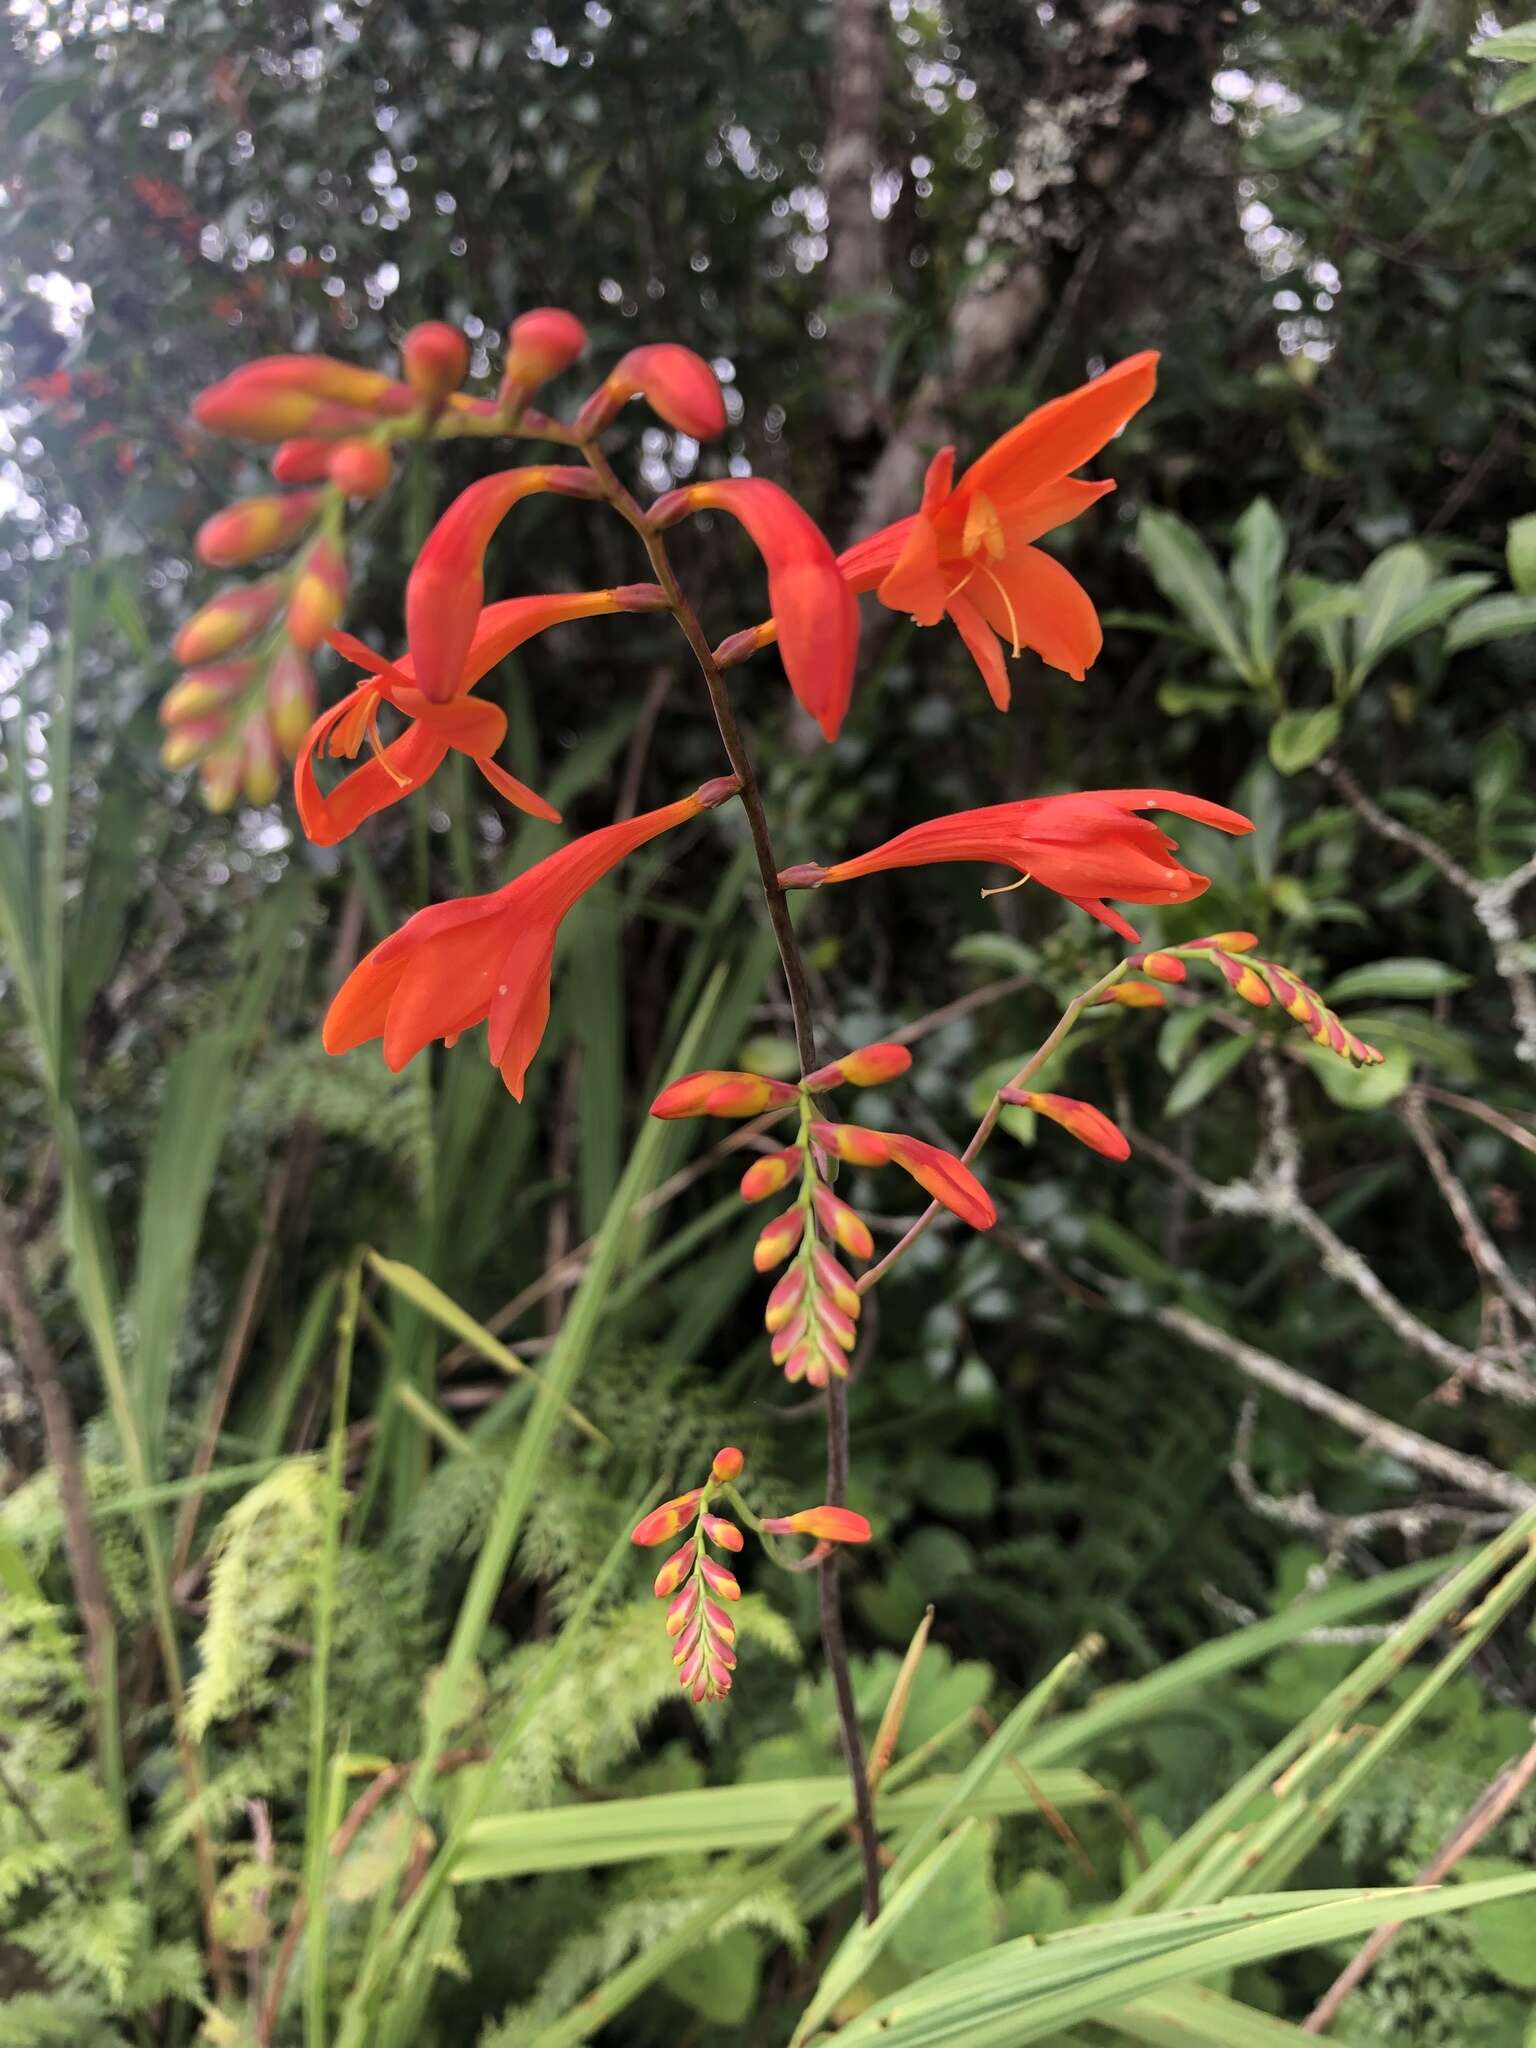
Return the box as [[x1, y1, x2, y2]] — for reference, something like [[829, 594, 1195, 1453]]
[[1099, 932, 1384, 1067], [174, 324, 480, 809], [651, 1043, 995, 1386], [632, 1446, 871, 1704]]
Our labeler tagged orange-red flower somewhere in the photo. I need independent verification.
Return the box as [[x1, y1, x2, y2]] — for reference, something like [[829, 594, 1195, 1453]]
[[835, 351, 1158, 707], [651, 478, 859, 741], [323, 777, 738, 1097], [193, 354, 416, 440], [404, 466, 601, 703], [295, 590, 648, 845], [781, 787, 1253, 944]]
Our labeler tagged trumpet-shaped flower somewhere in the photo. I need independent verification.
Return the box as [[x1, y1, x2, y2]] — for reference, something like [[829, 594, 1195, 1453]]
[[323, 778, 737, 1097], [836, 352, 1158, 706], [781, 787, 1253, 944], [404, 466, 601, 703], [295, 588, 652, 845], [651, 479, 859, 742]]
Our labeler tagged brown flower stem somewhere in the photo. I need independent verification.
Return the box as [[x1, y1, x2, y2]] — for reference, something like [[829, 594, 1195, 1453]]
[[576, 431, 883, 1918], [858, 959, 1129, 1292]]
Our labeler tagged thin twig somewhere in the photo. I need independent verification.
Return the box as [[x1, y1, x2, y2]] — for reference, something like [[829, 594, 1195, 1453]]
[[1400, 1087, 1536, 1334], [1323, 758, 1536, 1065], [859, 960, 1127, 1291], [1303, 1736, 1536, 2033]]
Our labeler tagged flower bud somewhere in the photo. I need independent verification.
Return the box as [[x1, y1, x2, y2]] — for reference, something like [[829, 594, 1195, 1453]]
[[702, 1515, 743, 1552], [1003, 1091, 1130, 1162], [763, 1267, 806, 1333], [272, 438, 335, 484], [1092, 982, 1165, 1009], [770, 1313, 808, 1367], [753, 1204, 805, 1272], [816, 1297, 858, 1352], [161, 713, 231, 771], [174, 579, 284, 666], [803, 1042, 913, 1092], [761, 1506, 871, 1544], [196, 489, 324, 568], [710, 1446, 745, 1483], [199, 748, 242, 813], [501, 307, 587, 403], [240, 717, 283, 806], [631, 1489, 703, 1547], [1130, 951, 1187, 984], [286, 539, 348, 651], [328, 439, 394, 498], [577, 344, 725, 441], [401, 321, 470, 401], [1210, 950, 1272, 1007], [1185, 931, 1259, 953], [654, 1544, 694, 1599], [160, 660, 258, 726], [266, 645, 317, 755], [812, 1246, 860, 1316], [193, 355, 414, 439], [812, 1183, 874, 1261], [700, 1557, 740, 1601], [650, 1069, 798, 1119], [664, 1583, 699, 1636], [740, 1147, 800, 1203]]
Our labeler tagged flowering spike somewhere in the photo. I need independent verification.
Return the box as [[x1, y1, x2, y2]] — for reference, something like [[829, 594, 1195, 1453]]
[[196, 489, 326, 568], [578, 343, 725, 440], [1005, 1090, 1131, 1162], [649, 1070, 798, 1119], [631, 1489, 704, 1547], [401, 321, 470, 401], [173, 579, 285, 666], [802, 1042, 913, 1092], [740, 1147, 801, 1202], [753, 1205, 805, 1272], [328, 439, 394, 498], [656, 480, 857, 741], [812, 1183, 874, 1261], [760, 1506, 872, 1543]]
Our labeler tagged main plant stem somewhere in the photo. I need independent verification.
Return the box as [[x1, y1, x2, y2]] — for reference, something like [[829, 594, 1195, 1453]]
[[579, 437, 883, 1920]]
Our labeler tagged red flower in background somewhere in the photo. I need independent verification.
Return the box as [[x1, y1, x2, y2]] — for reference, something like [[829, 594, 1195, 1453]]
[[323, 777, 738, 1097], [836, 352, 1158, 706], [780, 787, 1253, 943], [294, 587, 661, 845]]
